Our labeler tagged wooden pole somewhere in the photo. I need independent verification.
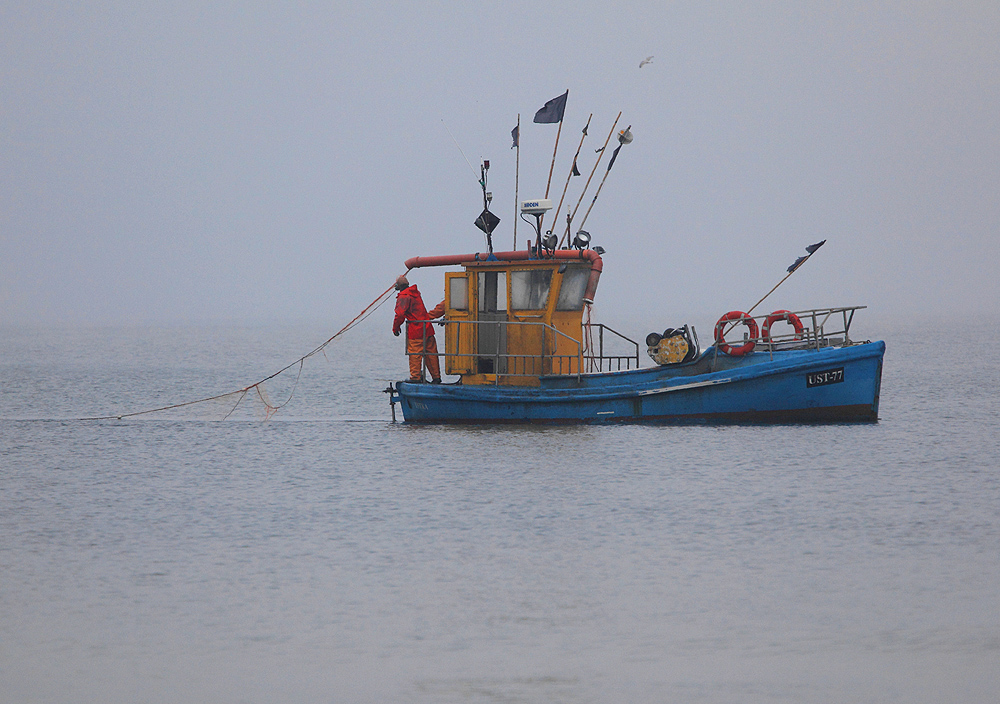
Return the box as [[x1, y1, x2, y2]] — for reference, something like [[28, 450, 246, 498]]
[[719, 249, 822, 341], [513, 113, 520, 250], [539, 117, 564, 234], [563, 112, 621, 243], [746, 255, 815, 317], [578, 123, 630, 233], [543, 120, 563, 199], [553, 114, 592, 248]]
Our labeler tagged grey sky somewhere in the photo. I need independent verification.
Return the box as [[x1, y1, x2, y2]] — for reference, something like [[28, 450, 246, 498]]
[[2, 2, 998, 329]]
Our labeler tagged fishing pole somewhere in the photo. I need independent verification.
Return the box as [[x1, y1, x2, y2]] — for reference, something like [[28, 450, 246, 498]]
[[562, 112, 621, 245], [551, 114, 592, 248], [577, 125, 632, 233]]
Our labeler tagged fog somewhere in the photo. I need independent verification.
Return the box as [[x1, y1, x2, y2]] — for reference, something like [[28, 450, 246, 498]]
[[3, 2, 998, 332]]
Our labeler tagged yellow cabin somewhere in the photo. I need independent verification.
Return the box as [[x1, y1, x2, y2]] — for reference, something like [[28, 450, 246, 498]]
[[405, 250, 607, 387]]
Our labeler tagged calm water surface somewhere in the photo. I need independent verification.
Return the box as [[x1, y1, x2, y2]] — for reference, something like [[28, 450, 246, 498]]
[[1, 321, 998, 703]]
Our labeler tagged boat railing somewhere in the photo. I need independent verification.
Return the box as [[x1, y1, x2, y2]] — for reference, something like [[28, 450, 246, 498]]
[[412, 318, 638, 383], [432, 318, 582, 382], [583, 323, 641, 372], [715, 305, 867, 357]]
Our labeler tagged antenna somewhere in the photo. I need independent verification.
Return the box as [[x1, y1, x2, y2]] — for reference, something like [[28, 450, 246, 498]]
[[474, 159, 500, 253], [441, 119, 479, 183]]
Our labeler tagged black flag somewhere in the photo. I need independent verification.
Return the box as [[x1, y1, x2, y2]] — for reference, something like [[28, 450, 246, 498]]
[[607, 144, 622, 171], [511, 124, 519, 149], [787, 240, 826, 272], [533, 90, 568, 124], [572, 159, 581, 176], [786, 256, 807, 274]]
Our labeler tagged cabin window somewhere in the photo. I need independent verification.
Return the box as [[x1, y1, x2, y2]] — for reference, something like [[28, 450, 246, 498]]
[[510, 269, 552, 310], [477, 271, 507, 312], [555, 267, 590, 310], [449, 275, 468, 310]]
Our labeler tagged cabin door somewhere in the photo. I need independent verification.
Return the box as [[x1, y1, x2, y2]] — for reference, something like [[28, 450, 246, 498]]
[[444, 272, 474, 375], [477, 271, 507, 374]]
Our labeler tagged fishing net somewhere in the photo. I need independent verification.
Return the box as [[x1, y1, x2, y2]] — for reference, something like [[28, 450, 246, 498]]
[[82, 285, 395, 421]]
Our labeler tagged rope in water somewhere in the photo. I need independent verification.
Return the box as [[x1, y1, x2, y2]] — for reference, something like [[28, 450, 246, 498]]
[[82, 284, 397, 421]]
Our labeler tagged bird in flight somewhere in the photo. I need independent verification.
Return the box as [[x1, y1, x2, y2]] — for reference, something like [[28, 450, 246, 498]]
[[639, 56, 653, 68]]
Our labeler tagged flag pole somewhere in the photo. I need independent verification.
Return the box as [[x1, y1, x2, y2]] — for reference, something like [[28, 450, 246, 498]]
[[745, 241, 826, 317], [719, 241, 827, 340], [539, 122, 563, 234], [746, 272, 796, 318], [578, 124, 631, 232], [538, 90, 568, 233], [553, 114, 592, 248], [513, 113, 520, 250], [543, 122, 563, 199], [563, 112, 621, 243]]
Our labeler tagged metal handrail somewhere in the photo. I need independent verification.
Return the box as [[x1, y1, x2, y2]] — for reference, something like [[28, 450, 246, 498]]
[[584, 323, 640, 372], [415, 318, 586, 382], [713, 306, 867, 355]]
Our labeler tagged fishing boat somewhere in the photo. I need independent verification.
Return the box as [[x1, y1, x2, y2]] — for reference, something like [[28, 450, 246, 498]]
[[386, 242, 884, 424], [386, 106, 884, 423]]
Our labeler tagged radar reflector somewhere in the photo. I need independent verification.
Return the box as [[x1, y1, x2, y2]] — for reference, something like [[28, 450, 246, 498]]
[[474, 209, 500, 235]]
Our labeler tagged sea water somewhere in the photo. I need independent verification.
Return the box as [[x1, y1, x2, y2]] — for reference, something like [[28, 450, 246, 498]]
[[1, 319, 998, 703]]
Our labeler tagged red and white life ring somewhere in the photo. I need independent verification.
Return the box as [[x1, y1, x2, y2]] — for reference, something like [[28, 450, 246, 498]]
[[761, 309, 805, 342], [714, 311, 759, 356]]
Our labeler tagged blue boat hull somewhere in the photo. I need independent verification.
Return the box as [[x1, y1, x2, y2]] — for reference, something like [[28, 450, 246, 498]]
[[394, 341, 885, 424]]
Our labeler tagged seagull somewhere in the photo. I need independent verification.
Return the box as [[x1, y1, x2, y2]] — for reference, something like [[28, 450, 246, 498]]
[[639, 56, 653, 68]]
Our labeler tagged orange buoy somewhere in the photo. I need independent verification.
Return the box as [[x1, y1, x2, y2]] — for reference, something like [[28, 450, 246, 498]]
[[762, 309, 805, 342], [714, 311, 758, 356]]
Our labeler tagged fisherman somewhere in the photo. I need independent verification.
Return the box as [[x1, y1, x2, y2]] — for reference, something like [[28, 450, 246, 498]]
[[392, 274, 445, 383]]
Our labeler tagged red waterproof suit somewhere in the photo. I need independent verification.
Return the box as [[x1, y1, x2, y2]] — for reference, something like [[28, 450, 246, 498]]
[[393, 285, 445, 381]]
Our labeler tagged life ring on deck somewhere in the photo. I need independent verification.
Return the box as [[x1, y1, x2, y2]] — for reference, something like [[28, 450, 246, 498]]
[[761, 309, 804, 342], [714, 311, 758, 356]]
